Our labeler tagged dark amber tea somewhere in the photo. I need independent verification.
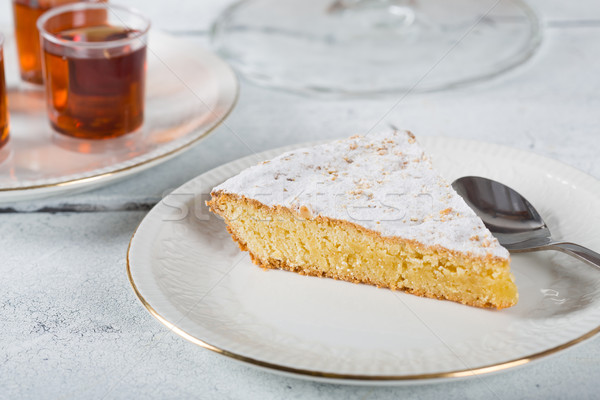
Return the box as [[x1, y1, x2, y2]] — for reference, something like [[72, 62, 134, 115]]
[[44, 26, 146, 138], [0, 37, 9, 149], [38, 3, 150, 139], [12, 0, 89, 85], [12, 0, 47, 84]]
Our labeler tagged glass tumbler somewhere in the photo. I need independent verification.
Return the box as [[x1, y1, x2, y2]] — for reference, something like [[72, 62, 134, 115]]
[[38, 3, 150, 139], [12, 0, 103, 85], [0, 34, 9, 149]]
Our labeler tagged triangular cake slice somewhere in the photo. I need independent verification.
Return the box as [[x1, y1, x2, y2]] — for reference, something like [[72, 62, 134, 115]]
[[208, 130, 518, 309]]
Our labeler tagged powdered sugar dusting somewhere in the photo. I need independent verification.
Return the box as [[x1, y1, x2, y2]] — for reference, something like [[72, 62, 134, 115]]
[[212, 130, 509, 259]]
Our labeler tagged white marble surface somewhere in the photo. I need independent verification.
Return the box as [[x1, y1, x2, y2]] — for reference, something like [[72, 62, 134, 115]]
[[1, 0, 600, 399]]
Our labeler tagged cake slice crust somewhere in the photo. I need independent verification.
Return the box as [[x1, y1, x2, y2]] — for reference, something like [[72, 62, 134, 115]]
[[209, 192, 518, 309]]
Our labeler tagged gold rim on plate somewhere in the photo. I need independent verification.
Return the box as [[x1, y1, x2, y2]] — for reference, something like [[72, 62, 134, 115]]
[[0, 91, 238, 193], [126, 234, 600, 381], [125, 138, 600, 383]]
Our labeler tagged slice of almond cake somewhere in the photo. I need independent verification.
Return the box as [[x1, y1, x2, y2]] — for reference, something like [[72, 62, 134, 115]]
[[208, 130, 518, 309]]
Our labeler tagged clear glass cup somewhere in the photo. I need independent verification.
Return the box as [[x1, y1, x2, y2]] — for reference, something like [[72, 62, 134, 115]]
[[12, 0, 104, 85], [38, 3, 150, 139], [0, 34, 9, 149]]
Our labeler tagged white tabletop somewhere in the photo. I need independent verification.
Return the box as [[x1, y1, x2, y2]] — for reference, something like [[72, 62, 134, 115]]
[[1, 1, 599, 398]]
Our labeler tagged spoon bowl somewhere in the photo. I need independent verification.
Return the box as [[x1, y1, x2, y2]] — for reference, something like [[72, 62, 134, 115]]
[[452, 176, 600, 270]]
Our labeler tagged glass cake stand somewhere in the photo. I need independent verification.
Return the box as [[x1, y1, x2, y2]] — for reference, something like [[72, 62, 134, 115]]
[[211, 0, 542, 96]]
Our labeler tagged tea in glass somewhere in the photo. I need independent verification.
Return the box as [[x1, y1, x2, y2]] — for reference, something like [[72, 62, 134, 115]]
[[0, 35, 9, 149], [12, 0, 99, 85], [38, 3, 150, 139]]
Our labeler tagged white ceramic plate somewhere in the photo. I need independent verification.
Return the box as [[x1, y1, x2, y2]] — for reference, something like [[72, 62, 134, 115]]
[[127, 137, 600, 385], [0, 31, 238, 203]]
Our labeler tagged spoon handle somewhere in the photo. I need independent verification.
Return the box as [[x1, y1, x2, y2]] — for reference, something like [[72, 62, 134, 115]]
[[549, 242, 600, 271]]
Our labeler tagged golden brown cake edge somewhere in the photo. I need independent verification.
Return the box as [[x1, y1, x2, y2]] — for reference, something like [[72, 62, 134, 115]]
[[208, 191, 517, 310]]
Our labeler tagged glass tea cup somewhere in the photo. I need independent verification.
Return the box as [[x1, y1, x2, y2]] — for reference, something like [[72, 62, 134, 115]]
[[0, 34, 9, 149], [12, 0, 104, 85], [38, 3, 150, 139]]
